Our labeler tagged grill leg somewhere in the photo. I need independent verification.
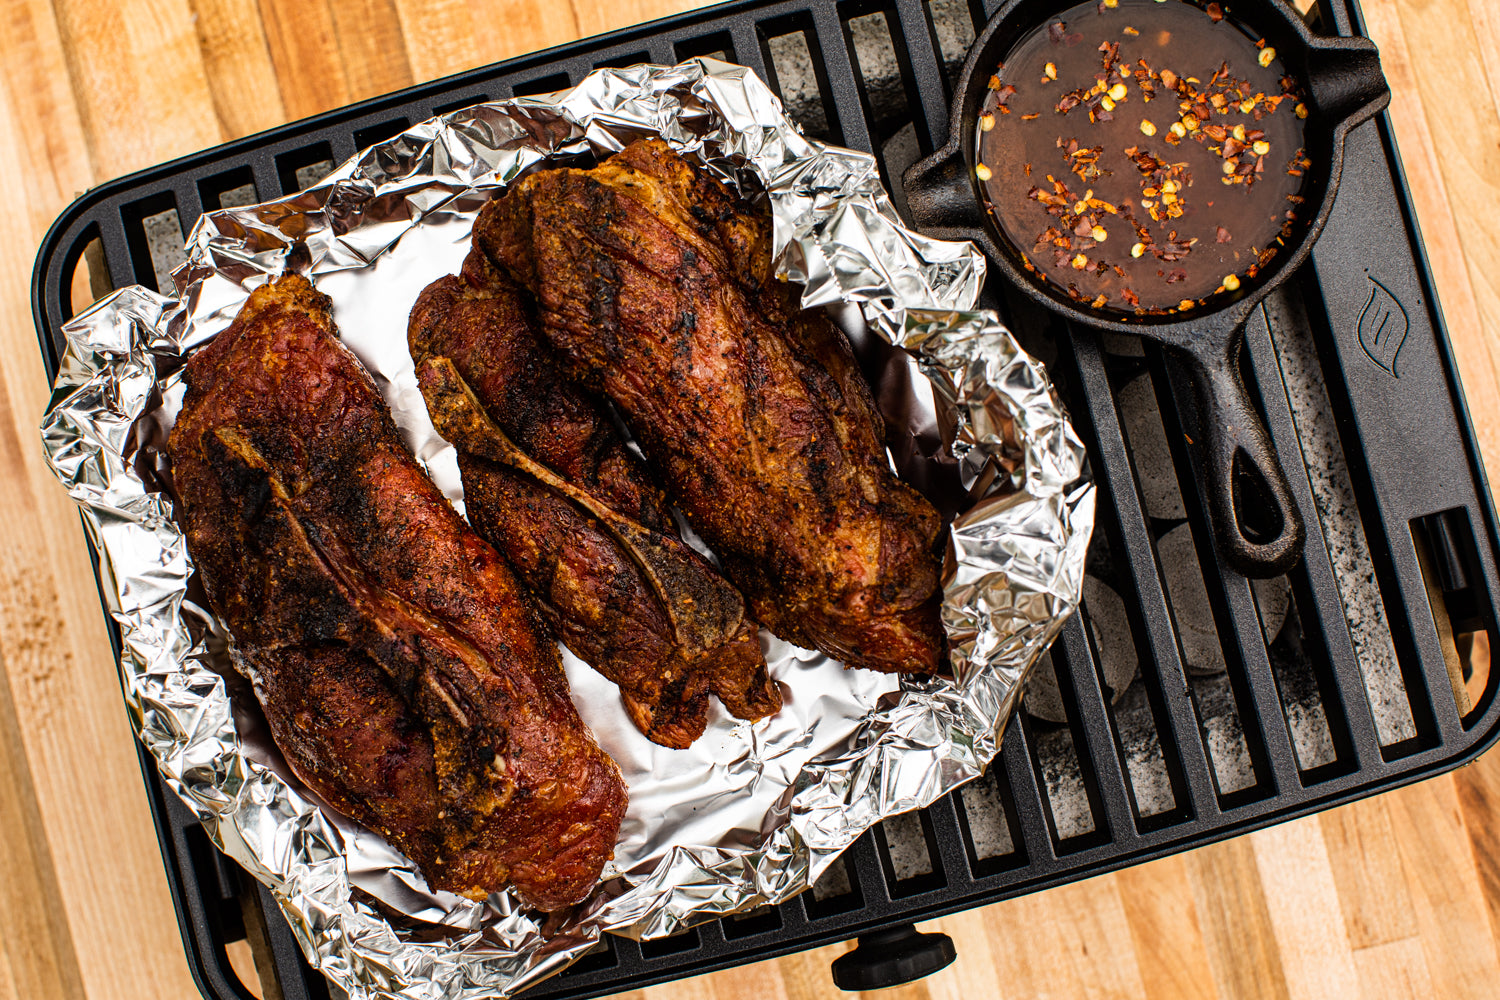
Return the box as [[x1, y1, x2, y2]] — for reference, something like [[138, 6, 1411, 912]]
[[830, 924, 956, 991]]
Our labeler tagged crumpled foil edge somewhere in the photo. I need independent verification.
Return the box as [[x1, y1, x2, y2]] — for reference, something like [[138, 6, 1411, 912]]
[[40, 58, 1094, 999]]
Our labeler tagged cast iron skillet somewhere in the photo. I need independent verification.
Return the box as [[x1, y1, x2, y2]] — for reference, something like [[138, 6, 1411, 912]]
[[904, 0, 1389, 577]]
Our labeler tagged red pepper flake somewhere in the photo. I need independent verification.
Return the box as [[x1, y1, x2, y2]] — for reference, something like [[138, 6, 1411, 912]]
[[1122, 287, 1140, 307], [1216, 226, 1232, 243], [1022, 112, 1041, 120], [1206, 3, 1224, 22], [1165, 268, 1187, 284]]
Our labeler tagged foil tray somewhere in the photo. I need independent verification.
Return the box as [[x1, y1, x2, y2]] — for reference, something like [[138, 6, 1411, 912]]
[[41, 58, 1093, 999]]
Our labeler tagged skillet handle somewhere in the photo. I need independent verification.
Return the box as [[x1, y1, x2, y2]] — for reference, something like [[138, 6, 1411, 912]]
[[1184, 338, 1306, 578], [1302, 35, 1390, 128], [903, 143, 987, 243]]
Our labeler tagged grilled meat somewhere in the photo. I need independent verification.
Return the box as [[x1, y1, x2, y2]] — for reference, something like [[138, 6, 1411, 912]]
[[475, 139, 946, 673], [169, 275, 626, 910], [409, 253, 779, 747]]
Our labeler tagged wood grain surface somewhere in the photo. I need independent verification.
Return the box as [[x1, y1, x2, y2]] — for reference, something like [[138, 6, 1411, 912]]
[[1, 1, 1497, 999]]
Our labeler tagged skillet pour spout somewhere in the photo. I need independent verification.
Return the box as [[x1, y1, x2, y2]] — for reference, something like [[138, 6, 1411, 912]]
[[904, 0, 1390, 578]]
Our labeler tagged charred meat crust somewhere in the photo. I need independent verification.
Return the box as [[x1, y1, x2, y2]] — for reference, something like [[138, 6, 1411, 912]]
[[409, 260, 780, 747], [169, 274, 626, 911], [475, 139, 947, 673]]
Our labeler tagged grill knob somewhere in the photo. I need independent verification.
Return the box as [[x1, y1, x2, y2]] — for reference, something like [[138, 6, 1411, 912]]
[[830, 924, 957, 991]]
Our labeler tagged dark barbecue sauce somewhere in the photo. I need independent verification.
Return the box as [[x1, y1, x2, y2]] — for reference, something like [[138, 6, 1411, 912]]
[[976, 0, 1309, 315]]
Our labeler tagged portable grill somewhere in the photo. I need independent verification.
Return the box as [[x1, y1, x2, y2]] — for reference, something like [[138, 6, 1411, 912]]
[[30, 0, 1500, 997]]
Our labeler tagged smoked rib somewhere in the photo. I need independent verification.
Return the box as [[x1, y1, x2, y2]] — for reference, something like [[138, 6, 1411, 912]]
[[409, 251, 779, 747], [169, 274, 625, 910], [476, 140, 947, 673]]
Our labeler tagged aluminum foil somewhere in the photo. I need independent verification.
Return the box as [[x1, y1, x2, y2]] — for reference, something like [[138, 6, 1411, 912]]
[[41, 59, 1094, 998]]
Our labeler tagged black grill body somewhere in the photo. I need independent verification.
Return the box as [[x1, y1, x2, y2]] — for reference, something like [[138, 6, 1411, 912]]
[[31, 1, 1500, 997]]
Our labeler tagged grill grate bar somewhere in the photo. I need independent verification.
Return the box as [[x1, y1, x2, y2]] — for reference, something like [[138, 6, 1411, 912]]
[[729, 22, 771, 77], [811, 4, 874, 151], [885, 0, 950, 151], [1243, 308, 1385, 775], [997, 714, 1056, 865], [1054, 614, 1142, 840], [1147, 349, 1303, 800], [97, 217, 134, 299], [920, 790, 975, 883], [1067, 331, 1221, 819]]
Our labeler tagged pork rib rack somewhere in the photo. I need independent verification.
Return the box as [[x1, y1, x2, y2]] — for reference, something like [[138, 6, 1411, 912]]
[[409, 251, 780, 748], [168, 274, 625, 910], [477, 140, 947, 673]]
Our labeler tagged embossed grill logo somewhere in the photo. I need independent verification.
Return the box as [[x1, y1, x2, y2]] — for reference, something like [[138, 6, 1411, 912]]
[[1357, 277, 1408, 377]]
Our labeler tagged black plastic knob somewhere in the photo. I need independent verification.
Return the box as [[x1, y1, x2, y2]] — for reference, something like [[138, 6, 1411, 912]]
[[830, 924, 957, 991]]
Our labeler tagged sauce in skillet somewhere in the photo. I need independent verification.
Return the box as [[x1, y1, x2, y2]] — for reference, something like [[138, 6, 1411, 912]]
[[976, 0, 1309, 315]]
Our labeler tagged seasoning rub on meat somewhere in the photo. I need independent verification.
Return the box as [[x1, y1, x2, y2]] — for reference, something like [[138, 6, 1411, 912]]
[[168, 274, 625, 910], [477, 139, 947, 673], [409, 250, 780, 748]]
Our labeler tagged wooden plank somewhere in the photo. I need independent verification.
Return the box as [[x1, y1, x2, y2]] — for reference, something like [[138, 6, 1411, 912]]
[[770, 939, 853, 1000], [1352, 936, 1437, 1000], [1364, 0, 1500, 479], [49, 0, 222, 178], [0, 10, 207, 998], [0, 652, 84, 1000], [258, 0, 353, 120], [570, 0, 703, 39], [389, 0, 484, 84], [399, 0, 585, 71], [0, 0, 95, 227], [0, 928, 16, 1000], [711, 957, 793, 1000], [1251, 816, 1361, 999], [982, 879, 1148, 1000], [1319, 796, 1420, 949], [1113, 856, 1217, 1000], [1387, 774, 1500, 998], [186, 0, 287, 140], [1185, 836, 1292, 1000], [1454, 743, 1500, 947], [329, 0, 415, 101], [923, 909, 1004, 1000], [860, 980, 931, 1000]]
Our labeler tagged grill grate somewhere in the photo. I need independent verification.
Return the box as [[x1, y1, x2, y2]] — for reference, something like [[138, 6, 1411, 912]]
[[31, 0, 1500, 997]]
